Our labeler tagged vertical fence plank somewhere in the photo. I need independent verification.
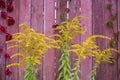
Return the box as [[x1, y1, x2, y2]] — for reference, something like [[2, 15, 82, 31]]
[[80, 0, 93, 80], [92, 1, 107, 80], [43, 0, 55, 80], [118, 0, 120, 79], [19, 0, 31, 80], [54, 0, 61, 79], [0, 0, 6, 79], [93, 0, 118, 80], [6, 0, 20, 80], [69, 0, 81, 77], [19, 0, 31, 26], [31, 0, 44, 79], [59, 0, 67, 21]]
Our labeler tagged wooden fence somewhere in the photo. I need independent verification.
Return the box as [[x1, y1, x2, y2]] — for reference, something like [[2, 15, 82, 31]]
[[0, 0, 120, 80]]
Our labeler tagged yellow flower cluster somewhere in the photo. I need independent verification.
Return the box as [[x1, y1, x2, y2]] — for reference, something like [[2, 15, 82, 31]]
[[70, 35, 118, 80], [6, 24, 59, 68], [53, 16, 85, 44]]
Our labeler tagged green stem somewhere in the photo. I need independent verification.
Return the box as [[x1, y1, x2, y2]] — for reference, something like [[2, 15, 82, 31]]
[[71, 59, 80, 80], [57, 42, 71, 80], [24, 58, 37, 80], [90, 64, 98, 80]]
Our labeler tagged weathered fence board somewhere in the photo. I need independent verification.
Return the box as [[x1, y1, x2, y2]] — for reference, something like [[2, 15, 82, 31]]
[[54, 0, 61, 79], [43, 0, 55, 80], [31, 0, 44, 79], [118, 0, 120, 80], [81, 0, 93, 80], [0, 0, 6, 79], [93, 0, 118, 80], [6, 0, 20, 80], [19, 0, 31, 80], [69, 0, 81, 78]]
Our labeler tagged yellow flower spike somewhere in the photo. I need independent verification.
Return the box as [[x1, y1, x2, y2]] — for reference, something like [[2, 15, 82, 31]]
[[7, 45, 22, 50], [7, 63, 22, 68], [6, 23, 60, 80], [34, 59, 41, 65], [10, 53, 23, 59]]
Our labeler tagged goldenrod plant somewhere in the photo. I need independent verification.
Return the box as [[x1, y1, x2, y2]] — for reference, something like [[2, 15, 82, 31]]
[[6, 24, 59, 80], [70, 35, 118, 80], [90, 48, 117, 80], [53, 16, 85, 80]]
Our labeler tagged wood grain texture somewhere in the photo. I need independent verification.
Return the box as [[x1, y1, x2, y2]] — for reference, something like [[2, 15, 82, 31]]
[[31, 0, 44, 80], [54, 0, 61, 79], [43, 0, 55, 80], [0, 0, 6, 79], [93, 0, 118, 80], [80, 0, 93, 80], [19, 0, 31, 80], [118, 0, 120, 79], [69, 0, 81, 77], [6, 0, 20, 80]]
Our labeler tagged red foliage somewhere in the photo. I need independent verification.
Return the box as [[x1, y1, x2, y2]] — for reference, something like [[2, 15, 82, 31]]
[[6, 33, 12, 41], [4, 53, 10, 59], [5, 69, 12, 76], [0, 25, 6, 33], [52, 24, 60, 34], [0, 0, 5, 8], [7, 4, 14, 12], [1, 11, 7, 19], [8, 16, 15, 26]]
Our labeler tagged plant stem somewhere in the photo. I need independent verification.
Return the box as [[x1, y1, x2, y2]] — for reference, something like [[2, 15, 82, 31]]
[[24, 58, 37, 80], [71, 59, 80, 80], [57, 42, 71, 80], [90, 64, 98, 80]]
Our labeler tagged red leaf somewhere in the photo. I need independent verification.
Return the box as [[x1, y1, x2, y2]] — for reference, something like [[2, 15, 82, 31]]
[[4, 53, 10, 59], [1, 11, 7, 19], [6, 33, 12, 41], [5, 69, 12, 76], [0, 46, 3, 52], [8, 16, 15, 26], [0, 0, 5, 8], [7, 0, 13, 5], [52, 24, 59, 28], [7, 4, 14, 12], [0, 25, 6, 33]]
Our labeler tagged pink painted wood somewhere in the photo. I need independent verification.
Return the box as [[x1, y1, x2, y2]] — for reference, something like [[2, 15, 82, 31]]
[[0, 0, 6, 79], [69, 0, 81, 78], [54, 0, 68, 79], [54, 0, 61, 79], [93, 0, 118, 80], [6, 0, 20, 80], [43, 0, 56, 80], [80, 0, 93, 80], [19, 0, 31, 80], [31, 0, 44, 80], [118, 0, 120, 79]]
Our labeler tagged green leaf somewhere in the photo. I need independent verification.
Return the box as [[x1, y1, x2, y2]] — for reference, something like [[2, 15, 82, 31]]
[[114, 31, 120, 37], [60, 13, 66, 21], [106, 3, 112, 10], [112, 13, 118, 21], [109, 39, 116, 48], [106, 21, 114, 28]]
